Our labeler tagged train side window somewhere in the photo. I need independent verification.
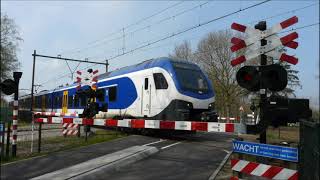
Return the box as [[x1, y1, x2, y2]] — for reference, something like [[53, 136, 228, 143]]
[[68, 95, 73, 107], [144, 78, 148, 90], [74, 94, 79, 108], [46, 96, 49, 108], [153, 73, 168, 89], [74, 94, 79, 107], [80, 96, 87, 107], [54, 96, 57, 107], [96, 89, 105, 102], [56, 96, 61, 108], [48, 96, 51, 108], [56, 96, 60, 108], [109, 86, 117, 102], [36, 96, 40, 108], [56, 96, 59, 107]]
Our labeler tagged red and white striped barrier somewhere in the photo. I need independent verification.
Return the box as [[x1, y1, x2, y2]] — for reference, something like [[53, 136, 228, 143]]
[[62, 123, 79, 136], [12, 100, 18, 146], [34, 112, 237, 123], [34, 112, 79, 117], [35, 117, 240, 133], [231, 159, 298, 180]]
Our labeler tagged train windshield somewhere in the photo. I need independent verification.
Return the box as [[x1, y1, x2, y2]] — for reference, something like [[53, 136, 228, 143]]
[[172, 62, 209, 94]]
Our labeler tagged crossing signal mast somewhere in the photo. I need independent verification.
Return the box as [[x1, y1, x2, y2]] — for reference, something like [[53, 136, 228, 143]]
[[230, 16, 312, 137], [76, 69, 107, 119]]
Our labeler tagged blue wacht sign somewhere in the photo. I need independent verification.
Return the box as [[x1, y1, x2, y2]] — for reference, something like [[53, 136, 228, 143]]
[[232, 140, 298, 162]]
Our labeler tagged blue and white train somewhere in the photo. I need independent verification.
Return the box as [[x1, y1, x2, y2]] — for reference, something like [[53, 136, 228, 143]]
[[19, 57, 217, 121]]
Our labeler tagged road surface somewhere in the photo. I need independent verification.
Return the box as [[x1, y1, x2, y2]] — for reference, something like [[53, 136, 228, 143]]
[[1, 132, 235, 180]]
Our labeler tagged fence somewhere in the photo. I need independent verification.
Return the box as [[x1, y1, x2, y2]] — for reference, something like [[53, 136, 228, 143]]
[[0, 119, 125, 163]]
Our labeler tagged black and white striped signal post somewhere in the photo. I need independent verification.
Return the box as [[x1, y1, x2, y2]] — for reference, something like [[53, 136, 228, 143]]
[[0, 72, 22, 157], [12, 72, 22, 157]]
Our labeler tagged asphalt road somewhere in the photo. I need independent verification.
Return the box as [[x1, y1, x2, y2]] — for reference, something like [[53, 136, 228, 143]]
[[1, 132, 235, 180], [104, 132, 234, 180]]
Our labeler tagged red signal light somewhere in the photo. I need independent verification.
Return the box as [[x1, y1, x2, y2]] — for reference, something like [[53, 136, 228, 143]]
[[244, 74, 252, 81]]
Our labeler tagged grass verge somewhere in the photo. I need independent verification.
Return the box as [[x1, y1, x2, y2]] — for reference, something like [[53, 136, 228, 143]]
[[1, 130, 127, 164]]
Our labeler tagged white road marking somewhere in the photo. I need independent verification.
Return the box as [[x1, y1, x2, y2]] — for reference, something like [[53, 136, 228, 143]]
[[161, 141, 182, 150], [208, 150, 233, 180], [142, 139, 166, 146]]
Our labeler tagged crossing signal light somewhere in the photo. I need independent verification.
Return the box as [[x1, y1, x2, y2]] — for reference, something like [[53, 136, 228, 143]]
[[236, 66, 260, 91], [0, 79, 17, 95], [236, 64, 288, 92], [261, 64, 287, 91]]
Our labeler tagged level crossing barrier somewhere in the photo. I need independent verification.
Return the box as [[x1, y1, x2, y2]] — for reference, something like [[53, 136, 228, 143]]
[[231, 159, 298, 180], [34, 111, 79, 117], [35, 117, 243, 133]]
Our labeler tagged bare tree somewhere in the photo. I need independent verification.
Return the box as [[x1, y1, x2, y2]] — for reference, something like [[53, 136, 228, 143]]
[[1, 13, 22, 81], [169, 40, 194, 61], [194, 30, 245, 117]]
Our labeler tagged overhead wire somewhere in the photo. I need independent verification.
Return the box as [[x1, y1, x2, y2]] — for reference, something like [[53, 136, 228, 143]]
[[39, 1, 319, 87], [41, 20, 319, 87], [38, 0, 271, 86], [90, 0, 272, 62], [60, 1, 211, 57], [67, 1, 319, 59], [59, 1, 185, 56], [248, 2, 319, 25]]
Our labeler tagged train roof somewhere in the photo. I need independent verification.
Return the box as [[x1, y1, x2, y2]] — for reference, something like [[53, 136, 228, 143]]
[[22, 57, 199, 98], [98, 57, 197, 80]]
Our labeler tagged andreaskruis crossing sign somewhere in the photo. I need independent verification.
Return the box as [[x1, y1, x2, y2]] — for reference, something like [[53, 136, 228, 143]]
[[76, 69, 99, 90], [231, 16, 298, 49], [230, 16, 299, 66], [231, 32, 299, 66]]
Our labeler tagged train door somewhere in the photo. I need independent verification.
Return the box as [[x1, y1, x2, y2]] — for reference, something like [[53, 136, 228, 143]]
[[62, 91, 68, 114], [142, 76, 152, 117]]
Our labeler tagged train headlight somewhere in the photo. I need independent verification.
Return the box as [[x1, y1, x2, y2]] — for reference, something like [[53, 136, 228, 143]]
[[209, 102, 215, 110]]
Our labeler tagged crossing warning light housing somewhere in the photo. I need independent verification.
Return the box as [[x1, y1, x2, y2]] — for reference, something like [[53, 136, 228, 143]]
[[236, 64, 288, 92], [0, 79, 17, 95]]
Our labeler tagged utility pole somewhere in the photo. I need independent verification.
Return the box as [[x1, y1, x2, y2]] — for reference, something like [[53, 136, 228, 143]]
[[106, 60, 109, 72], [255, 21, 267, 144], [31, 50, 36, 112], [30, 50, 108, 99], [30, 50, 108, 152]]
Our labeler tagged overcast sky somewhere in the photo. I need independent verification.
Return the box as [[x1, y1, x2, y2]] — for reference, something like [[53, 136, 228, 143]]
[[1, 1, 319, 107]]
